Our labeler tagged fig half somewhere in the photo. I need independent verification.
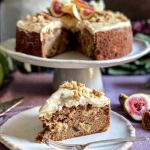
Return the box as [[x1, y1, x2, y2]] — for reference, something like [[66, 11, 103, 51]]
[[121, 93, 150, 121], [80, 8, 94, 19], [73, 0, 94, 11], [50, 0, 64, 17], [62, 4, 73, 15]]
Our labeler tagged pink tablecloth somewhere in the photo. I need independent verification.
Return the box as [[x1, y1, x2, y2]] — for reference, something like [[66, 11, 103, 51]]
[[0, 71, 150, 150]]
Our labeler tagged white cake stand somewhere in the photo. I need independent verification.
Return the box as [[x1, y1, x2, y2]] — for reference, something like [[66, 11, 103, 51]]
[[0, 38, 150, 90]]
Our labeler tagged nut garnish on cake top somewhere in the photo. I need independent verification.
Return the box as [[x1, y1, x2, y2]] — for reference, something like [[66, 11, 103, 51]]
[[37, 81, 110, 141], [39, 81, 109, 116], [17, 12, 53, 33]]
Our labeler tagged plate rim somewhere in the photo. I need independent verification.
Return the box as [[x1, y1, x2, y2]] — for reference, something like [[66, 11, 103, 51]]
[[0, 106, 135, 150], [0, 38, 150, 68]]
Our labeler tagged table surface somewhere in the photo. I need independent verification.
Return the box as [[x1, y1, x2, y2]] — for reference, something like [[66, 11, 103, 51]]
[[0, 71, 150, 150]]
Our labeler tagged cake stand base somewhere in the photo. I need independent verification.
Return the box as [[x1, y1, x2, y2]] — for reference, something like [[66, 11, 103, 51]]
[[53, 68, 103, 91]]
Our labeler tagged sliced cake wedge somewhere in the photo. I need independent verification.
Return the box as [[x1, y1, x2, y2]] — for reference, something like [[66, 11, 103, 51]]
[[37, 81, 110, 142]]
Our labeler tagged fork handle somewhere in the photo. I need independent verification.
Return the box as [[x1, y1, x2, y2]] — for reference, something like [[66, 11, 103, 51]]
[[85, 137, 149, 147]]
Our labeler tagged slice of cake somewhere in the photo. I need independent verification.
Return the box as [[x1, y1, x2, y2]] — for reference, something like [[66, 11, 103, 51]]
[[37, 81, 110, 142], [16, 12, 70, 57]]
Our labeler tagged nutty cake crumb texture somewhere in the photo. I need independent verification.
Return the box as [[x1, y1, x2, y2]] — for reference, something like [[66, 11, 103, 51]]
[[37, 105, 110, 141]]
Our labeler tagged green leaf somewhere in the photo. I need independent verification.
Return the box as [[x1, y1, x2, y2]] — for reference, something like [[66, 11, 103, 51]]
[[0, 51, 10, 79], [0, 63, 4, 86], [107, 68, 132, 75], [117, 64, 138, 70], [135, 33, 150, 43]]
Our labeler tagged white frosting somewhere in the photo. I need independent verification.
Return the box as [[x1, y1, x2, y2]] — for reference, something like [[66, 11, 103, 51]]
[[39, 87, 110, 116], [17, 11, 131, 34], [17, 15, 52, 33], [17, 20, 50, 33], [81, 20, 131, 33], [61, 13, 131, 34], [40, 20, 63, 41]]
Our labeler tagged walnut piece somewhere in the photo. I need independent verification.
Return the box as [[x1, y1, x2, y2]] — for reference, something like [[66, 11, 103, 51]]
[[60, 81, 84, 90]]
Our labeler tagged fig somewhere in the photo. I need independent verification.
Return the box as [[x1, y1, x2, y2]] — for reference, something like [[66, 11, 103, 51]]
[[62, 4, 74, 15], [73, 0, 94, 11], [80, 8, 94, 19], [50, 0, 64, 17], [119, 93, 128, 109], [119, 93, 150, 121], [62, 4, 81, 20], [72, 4, 81, 20]]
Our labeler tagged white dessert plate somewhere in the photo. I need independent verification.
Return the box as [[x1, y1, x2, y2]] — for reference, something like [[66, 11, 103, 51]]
[[0, 38, 150, 68], [0, 107, 135, 150]]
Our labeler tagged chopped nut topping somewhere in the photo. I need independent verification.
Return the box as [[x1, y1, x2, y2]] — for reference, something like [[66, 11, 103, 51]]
[[60, 81, 104, 99], [60, 81, 85, 89], [88, 11, 128, 23], [77, 82, 84, 87], [24, 13, 51, 25], [73, 91, 81, 99], [92, 89, 104, 98]]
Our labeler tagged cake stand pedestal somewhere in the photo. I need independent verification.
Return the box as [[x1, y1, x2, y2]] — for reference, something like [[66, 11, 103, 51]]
[[0, 38, 150, 91], [53, 68, 103, 90]]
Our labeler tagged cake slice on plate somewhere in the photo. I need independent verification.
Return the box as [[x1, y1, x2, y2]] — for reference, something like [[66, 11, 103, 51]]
[[37, 81, 110, 142]]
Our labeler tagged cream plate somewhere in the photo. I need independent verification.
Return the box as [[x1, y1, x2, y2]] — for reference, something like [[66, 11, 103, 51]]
[[0, 38, 150, 68], [0, 107, 135, 150]]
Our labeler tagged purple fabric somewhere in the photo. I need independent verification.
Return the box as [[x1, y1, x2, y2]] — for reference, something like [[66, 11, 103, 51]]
[[0, 72, 150, 150]]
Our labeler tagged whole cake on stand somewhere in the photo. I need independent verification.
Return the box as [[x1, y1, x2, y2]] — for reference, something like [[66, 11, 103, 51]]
[[16, 0, 133, 60]]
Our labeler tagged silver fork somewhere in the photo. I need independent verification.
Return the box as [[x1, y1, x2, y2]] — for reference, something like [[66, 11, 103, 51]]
[[44, 136, 149, 150]]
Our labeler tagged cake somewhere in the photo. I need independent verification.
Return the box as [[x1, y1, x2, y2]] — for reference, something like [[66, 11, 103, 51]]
[[16, 0, 133, 60], [142, 110, 150, 130], [16, 12, 71, 57], [37, 81, 110, 142]]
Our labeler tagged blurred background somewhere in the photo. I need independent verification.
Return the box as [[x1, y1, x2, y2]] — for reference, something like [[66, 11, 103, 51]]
[[0, 0, 150, 83]]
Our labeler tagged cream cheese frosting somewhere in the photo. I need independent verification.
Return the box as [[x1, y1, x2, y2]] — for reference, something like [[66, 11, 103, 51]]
[[78, 20, 131, 34], [82, 11, 131, 33], [17, 11, 131, 34], [17, 13, 52, 33], [61, 11, 131, 34], [39, 81, 110, 116]]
